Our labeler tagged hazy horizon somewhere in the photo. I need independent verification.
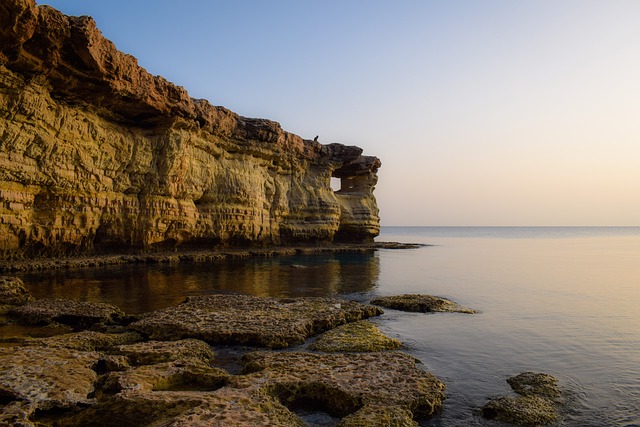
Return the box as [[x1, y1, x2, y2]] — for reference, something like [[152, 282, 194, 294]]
[[40, 1, 640, 226]]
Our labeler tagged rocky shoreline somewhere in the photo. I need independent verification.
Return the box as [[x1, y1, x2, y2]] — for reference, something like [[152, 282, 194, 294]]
[[0, 241, 425, 273], [0, 275, 567, 426]]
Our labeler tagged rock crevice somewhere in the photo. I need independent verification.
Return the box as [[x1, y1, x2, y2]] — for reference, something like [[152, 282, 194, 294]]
[[0, 0, 381, 257]]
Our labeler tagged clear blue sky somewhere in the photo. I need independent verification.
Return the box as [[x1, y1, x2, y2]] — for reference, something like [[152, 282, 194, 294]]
[[40, 1, 640, 226]]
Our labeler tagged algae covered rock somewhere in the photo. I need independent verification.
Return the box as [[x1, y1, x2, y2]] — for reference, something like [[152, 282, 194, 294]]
[[507, 371, 560, 400], [129, 294, 383, 348], [10, 298, 126, 327], [481, 372, 562, 426], [371, 294, 476, 314], [309, 320, 401, 352]]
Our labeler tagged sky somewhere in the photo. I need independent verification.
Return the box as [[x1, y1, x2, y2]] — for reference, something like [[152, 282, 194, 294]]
[[39, 1, 640, 226]]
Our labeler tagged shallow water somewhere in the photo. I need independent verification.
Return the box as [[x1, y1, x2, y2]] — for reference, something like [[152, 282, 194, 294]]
[[16, 226, 640, 426]]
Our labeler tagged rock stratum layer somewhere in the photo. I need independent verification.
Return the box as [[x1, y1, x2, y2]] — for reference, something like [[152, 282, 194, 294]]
[[0, 0, 381, 257]]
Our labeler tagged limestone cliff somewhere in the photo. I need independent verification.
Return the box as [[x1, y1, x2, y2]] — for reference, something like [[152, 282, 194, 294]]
[[0, 0, 380, 257]]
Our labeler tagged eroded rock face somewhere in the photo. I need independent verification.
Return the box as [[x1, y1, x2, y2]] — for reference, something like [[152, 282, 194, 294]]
[[0, 0, 381, 258], [128, 294, 383, 348]]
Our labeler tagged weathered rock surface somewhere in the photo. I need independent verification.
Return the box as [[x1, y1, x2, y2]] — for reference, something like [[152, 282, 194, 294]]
[[481, 372, 562, 426], [309, 320, 402, 352], [114, 338, 215, 365], [129, 294, 383, 348], [371, 294, 477, 314], [0, 276, 32, 306], [0, 0, 381, 258], [0, 346, 99, 416], [26, 330, 142, 351], [241, 351, 445, 425], [9, 298, 126, 326], [65, 351, 445, 427]]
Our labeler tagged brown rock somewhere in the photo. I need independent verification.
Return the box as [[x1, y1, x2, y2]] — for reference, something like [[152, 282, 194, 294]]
[[9, 298, 126, 326], [0, 276, 33, 306], [481, 372, 562, 426], [61, 351, 444, 426], [128, 294, 383, 348], [0, 346, 99, 412], [26, 330, 143, 351], [371, 294, 477, 314], [241, 351, 445, 423], [114, 339, 215, 365]]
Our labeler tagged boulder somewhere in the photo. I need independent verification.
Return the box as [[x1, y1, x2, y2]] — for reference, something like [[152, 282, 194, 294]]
[[481, 372, 562, 426]]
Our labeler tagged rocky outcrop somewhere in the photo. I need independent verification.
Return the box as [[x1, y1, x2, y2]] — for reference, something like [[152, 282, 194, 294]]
[[309, 320, 402, 352], [481, 372, 562, 426], [0, 0, 381, 258], [371, 294, 477, 314], [128, 294, 383, 348]]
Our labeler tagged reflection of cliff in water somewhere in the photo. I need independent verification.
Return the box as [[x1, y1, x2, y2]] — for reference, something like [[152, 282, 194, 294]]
[[20, 252, 381, 314]]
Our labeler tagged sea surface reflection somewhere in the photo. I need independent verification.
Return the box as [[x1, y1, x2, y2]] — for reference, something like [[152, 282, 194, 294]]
[[20, 252, 380, 314]]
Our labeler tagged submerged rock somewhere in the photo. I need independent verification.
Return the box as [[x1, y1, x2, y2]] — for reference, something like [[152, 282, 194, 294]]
[[9, 298, 126, 327], [309, 320, 402, 352], [371, 294, 476, 314], [481, 372, 562, 426], [128, 294, 383, 348]]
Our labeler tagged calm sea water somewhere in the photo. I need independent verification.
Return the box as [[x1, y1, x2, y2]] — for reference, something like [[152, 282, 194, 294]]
[[16, 226, 640, 426]]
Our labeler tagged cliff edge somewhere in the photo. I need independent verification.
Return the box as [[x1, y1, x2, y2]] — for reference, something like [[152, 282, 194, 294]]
[[0, 0, 381, 257]]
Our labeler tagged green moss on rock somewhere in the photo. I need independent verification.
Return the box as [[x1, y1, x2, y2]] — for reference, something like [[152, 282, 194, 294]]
[[309, 320, 401, 352]]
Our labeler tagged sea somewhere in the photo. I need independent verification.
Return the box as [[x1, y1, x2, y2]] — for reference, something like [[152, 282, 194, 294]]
[[16, 226, 640, 426]]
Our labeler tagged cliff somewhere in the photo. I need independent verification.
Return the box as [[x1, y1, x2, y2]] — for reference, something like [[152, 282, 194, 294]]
[[0, 0, 380, 257]]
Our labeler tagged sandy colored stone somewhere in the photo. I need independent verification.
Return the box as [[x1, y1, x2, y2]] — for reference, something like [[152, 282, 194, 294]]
[[9, 298, 126, 326], [371, 294, 477, 314], [115, 339, 215, 365], [58, 350, 444, 426], [309, 320, 402, 352], [241, 351, 445, 421], [0, 346, 99, 412], [129, 295, 383, 348], [0, 0, 381, 259]]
